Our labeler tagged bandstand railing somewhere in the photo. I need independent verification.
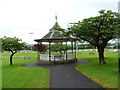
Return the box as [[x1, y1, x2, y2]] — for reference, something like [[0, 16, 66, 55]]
[[39, 53, 75, 61]]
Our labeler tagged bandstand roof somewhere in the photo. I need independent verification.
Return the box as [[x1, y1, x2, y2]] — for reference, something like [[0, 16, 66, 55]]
[[34, 16, 73, 42]]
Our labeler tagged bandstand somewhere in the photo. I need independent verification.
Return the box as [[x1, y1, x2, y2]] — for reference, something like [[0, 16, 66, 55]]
[[34, 16, 77, 64]]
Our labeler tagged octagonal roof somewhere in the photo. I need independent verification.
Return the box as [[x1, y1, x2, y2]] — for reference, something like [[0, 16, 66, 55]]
[[34, 16, 77, 42]]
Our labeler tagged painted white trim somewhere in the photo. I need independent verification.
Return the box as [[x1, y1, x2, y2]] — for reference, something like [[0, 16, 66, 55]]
[[60, 31, 62, 34], [50, 30, 55, 38]]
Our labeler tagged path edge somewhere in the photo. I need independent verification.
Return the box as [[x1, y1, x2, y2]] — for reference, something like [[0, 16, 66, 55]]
[[74, 62, 107, 88]]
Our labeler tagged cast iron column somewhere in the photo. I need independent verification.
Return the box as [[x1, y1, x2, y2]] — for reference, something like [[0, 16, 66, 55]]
[[61, 42, 64, 61], [37, 42, 41, 60], [74, 41, 77, 59], [71, 41, 73, 53], [66, 41, 67, 60], [49, 42, 51, 61]]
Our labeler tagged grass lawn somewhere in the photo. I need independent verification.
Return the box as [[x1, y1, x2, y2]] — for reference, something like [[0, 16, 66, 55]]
[[0, 54, 2, 89], [75, 51, 118, 88], [2, 52, 50, 88], [2, 51, 118, 88]]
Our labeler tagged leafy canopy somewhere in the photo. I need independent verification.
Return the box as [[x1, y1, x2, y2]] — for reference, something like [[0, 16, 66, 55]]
[[2, 37, 26, 52], [67, 10, 120, 47]]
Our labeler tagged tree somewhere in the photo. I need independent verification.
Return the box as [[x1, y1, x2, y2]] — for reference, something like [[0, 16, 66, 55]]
[[2, 37, 26, 65], [25, 44, 33, 50], [50, 43, 66, 55], [34, 43, 47, 60], [65, 10, 120, 64], [34, 43, 47, 53]]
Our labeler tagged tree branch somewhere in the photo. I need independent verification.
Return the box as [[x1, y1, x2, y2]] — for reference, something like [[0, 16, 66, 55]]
[[104, 21, 113, 30], [79, 37, 97, 46]]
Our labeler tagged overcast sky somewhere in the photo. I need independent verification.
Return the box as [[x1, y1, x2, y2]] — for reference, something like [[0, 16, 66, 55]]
[[0, 0, 119, 44]]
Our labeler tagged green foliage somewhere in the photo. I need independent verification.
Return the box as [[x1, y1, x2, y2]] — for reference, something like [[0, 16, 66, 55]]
[[50, 43, 72, 53], [68, 10, 120, 47], [53, 27, 65, 32], [51, 43, 66, 54], [49, 43, 73, 56], [2, 37, 26, 52], [65, 9, 120, 64], [78, 44, 96, 49], [25, 44, 34, 50], [2, 37, 28, 65]]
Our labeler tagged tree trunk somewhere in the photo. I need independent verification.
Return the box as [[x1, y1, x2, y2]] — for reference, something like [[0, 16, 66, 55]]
[[10, 52, 16, 65], [98, 48, 106, 64]]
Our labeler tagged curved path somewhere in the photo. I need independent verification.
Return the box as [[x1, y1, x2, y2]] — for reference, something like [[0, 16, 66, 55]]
[[23, 59, 104, 88]]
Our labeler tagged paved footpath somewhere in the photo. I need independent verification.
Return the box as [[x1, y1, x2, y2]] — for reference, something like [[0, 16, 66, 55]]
[[23, 59, 105, 89]]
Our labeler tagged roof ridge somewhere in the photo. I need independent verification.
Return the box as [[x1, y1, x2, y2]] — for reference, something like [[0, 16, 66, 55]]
[[50, 21, 61, 30]]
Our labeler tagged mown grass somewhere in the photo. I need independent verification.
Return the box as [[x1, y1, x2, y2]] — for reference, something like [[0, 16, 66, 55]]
[[2, 52, 50, 88], [2, 51, 119, 88], [76, 51, 118, 88], [0, 53, 2, 89]]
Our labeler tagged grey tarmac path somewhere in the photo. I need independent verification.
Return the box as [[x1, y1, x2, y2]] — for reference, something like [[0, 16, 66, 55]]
[[23, 59, 105, 89]]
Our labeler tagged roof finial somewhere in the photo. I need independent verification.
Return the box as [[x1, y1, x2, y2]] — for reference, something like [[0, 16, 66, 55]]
[[55, 12, 57, 22]]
